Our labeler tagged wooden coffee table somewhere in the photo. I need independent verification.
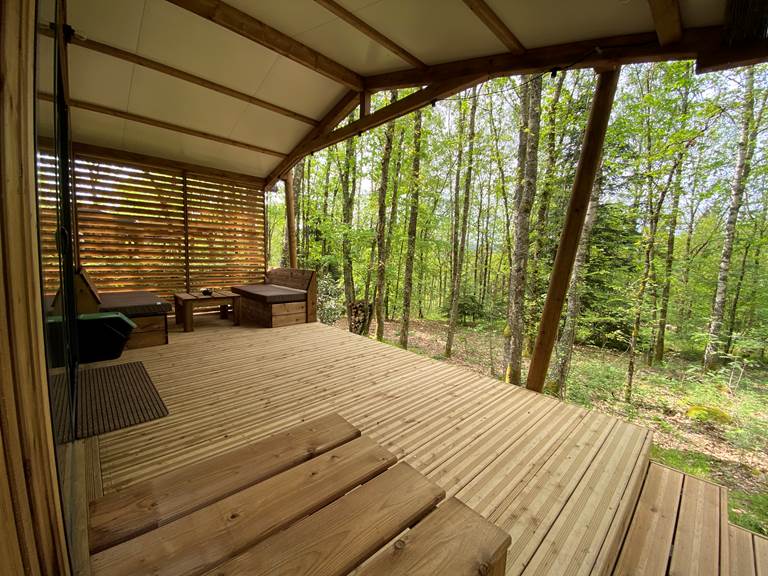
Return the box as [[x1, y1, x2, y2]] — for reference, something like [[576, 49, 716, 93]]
[[173, 291, 241, 332]]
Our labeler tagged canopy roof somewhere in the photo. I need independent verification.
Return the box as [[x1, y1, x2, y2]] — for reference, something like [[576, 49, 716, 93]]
[[37, 0, 767, 188]]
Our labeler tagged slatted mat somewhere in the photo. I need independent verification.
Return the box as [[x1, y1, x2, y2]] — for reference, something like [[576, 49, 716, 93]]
[[52, 361, 168, 442]]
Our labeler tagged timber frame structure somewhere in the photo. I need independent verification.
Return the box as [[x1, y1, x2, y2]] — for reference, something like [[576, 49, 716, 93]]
[[3, 0, 768, 573]]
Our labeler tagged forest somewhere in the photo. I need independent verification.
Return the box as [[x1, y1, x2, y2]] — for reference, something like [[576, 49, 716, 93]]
[[265, 62, 768, 534]]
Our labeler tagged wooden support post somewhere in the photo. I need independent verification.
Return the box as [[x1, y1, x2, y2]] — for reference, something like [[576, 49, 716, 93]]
[[526, 68, 620, 393], [284, 171, 298, 269], [360, 91, 371, 117]]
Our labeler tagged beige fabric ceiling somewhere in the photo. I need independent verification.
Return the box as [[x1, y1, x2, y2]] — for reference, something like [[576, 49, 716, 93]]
[[36, 0, 728, 180]]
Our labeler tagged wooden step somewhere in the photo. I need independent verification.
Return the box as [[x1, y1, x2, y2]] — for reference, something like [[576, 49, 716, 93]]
[[614, 462, 730, 576], [355, 497, 511, 576], [613, 462, 682, 575], [203, 462, 445, 576], [90, 435, 395, 576], [88, 413, 359, 553], [729, 524, 768, 576]]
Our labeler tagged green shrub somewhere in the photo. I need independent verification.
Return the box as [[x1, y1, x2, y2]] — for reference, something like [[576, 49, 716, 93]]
[[317, 275, 345, 325]]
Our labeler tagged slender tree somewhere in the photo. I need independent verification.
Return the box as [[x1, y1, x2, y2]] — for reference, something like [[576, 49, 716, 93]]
[[504, 75, 542, 384], [446, 87, 479, 357], [341, 113, 358, 330], [400, 109, 423, 348], [704, 67, 761, 369], [374, 91, 397, 340]]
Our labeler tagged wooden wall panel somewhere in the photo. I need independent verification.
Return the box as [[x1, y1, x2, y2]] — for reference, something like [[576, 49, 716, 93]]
[[1, 0, 70, 573]]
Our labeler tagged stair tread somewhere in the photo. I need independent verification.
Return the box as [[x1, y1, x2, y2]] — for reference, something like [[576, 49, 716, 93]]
[[202, 463, 445, 576], [355, 497, 511, 576], [90, 435, 395, 576], [88, 413, 359, 553]]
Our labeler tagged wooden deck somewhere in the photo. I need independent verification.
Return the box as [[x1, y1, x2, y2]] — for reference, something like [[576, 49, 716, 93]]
[[87, 319, 652, 575]]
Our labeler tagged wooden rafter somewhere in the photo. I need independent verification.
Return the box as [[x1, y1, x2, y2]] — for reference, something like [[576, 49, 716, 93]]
[[37, 93, 286, 158], [38, 24, 318, 126], [265, 90, 359, 189], [647, 0, 683, 46], [696, 39, 768, 73], [365, 27, 733, 89], [167, 0, 364, 91], [314, 0, 426, 68], [461, 0, 524, 54], [527, 68, 620, 393]]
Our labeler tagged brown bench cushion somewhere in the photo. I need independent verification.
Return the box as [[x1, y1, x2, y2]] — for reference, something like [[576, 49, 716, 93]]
[[98, 292, 172, 317], [231, 284, 307, 304]]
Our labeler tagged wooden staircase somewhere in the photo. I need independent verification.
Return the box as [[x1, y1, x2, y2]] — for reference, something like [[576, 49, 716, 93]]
[[613, 461, 768, 576], [85, 414, 510, 575]]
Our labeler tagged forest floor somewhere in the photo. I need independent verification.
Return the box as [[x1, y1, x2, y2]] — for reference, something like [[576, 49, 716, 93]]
[[333, 316, 768, 536]]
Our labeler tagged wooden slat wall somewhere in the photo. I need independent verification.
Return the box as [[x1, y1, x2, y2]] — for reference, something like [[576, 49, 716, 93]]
[[187, 175, 265, 291], [74, 156, 187, 296], [36, 152, 62, 294], [36, 154, 266, 298]]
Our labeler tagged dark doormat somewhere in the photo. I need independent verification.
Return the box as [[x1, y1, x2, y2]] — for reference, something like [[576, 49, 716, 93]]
[[50, 361, 168, 442]]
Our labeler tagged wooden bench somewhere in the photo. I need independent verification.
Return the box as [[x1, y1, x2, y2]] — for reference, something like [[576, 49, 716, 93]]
[[88, 414, 510, 576], [48, 268, 171, 349], [231, 268, 317, 328]]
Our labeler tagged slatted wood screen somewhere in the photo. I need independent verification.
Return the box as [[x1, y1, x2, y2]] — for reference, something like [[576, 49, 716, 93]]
[[37, 152, 62, 295], [187, 176, 266, 291], [36, 152, 265, 299]]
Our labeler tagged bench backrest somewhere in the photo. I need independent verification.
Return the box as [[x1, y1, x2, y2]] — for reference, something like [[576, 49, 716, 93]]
[[266, 268, 315, 291], [266, 268, 317, 322]]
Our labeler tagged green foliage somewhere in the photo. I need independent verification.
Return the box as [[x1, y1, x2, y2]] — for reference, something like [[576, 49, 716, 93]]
[[650, 446, 716, 478], [730, 491, 768, 536], [316, 275, 345, 325]]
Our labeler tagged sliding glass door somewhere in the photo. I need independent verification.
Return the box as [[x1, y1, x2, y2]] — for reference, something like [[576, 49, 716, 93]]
[[35, 0, 80, 569]]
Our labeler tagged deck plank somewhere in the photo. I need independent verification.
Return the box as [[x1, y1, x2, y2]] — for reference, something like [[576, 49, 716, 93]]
[[91, 436, 395, 576], [203, 462, 444, 576], [669, 475, 722, 576], [756, 531, 768, 576], [89, 413, 360, 553], [729, 525, 756, 576]]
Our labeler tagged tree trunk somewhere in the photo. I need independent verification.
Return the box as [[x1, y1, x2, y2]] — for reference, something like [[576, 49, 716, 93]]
[[445, 87, 479, 357], [382, 130, 404, 323], [704, 67, 757, 369], [504, 75, 542, 384], [725, 241, 751, 355], [399, 109, 423, 349], [374, 91, 397, 340], [449, 103, 467, 308], [549, 169, 602, 399], [340, 113, 358, 331], [654, 163, 682, 363]]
